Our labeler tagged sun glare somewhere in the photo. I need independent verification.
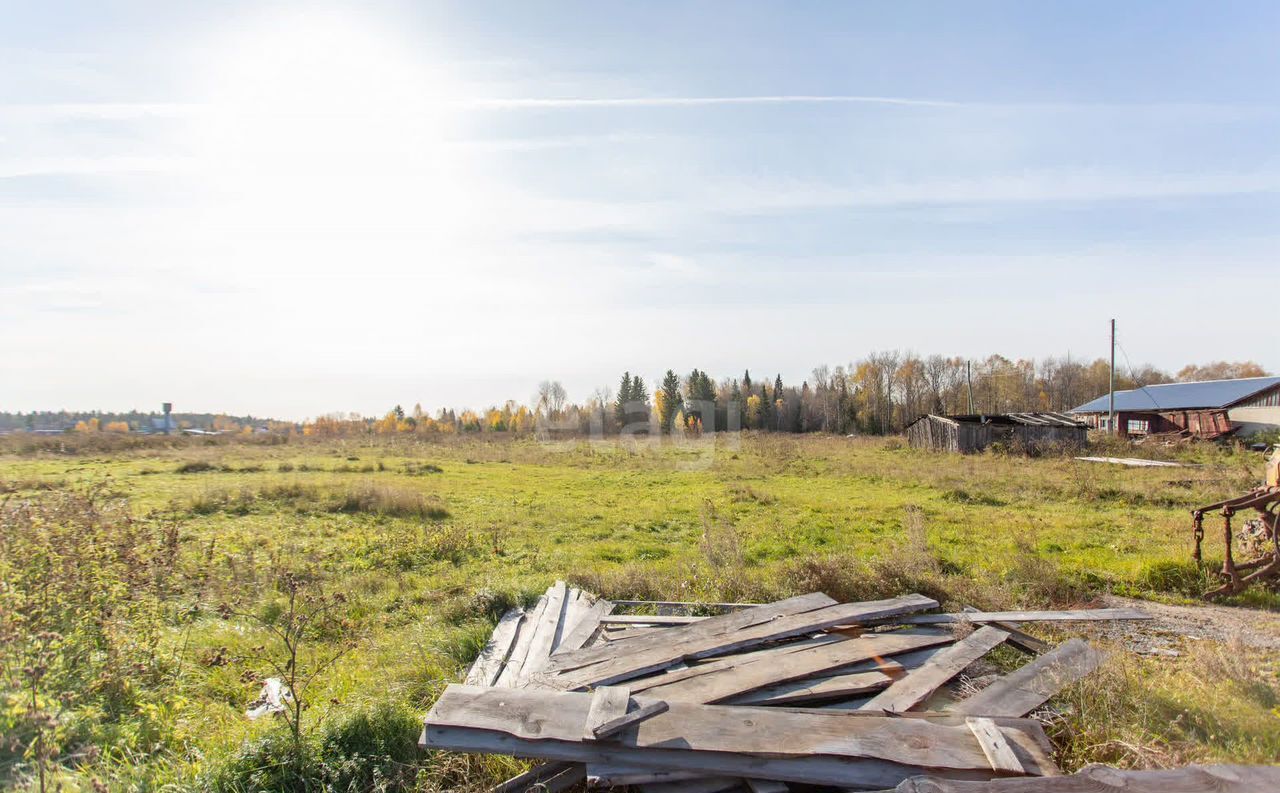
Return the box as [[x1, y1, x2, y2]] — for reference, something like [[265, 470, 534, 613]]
[[192, 8, 464, 234]]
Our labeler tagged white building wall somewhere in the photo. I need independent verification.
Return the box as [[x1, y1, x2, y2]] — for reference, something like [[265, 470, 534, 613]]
[[1227, 406, 1280, 436]]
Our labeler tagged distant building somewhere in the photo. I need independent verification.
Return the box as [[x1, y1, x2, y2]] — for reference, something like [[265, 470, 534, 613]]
[[1069, 376, 1280, 439], [904, 412, 1087, 454]]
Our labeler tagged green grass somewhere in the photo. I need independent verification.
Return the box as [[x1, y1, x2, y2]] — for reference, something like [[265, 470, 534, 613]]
[[1, 432, 1277, 791]]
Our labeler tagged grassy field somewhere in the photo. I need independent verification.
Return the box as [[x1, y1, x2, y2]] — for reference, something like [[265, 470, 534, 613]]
[[2, 432, 1278, 791]]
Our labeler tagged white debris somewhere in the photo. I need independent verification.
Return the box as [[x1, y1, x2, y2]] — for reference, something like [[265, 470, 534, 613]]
[[246, 677, 293, 719]]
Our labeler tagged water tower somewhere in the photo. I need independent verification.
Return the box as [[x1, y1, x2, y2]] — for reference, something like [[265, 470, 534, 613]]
[[162, 402, 173, 434]]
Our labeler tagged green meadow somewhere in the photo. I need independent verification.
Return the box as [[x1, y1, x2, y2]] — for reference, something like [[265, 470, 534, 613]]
[[2, 433, 1277, 791]]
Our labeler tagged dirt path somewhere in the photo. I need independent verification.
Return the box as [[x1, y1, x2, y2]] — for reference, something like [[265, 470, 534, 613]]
[[1092, 594, 1280, 653]]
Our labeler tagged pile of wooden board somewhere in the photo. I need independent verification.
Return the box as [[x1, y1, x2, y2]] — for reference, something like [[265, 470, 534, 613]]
[[421, 582, 1155, 792]]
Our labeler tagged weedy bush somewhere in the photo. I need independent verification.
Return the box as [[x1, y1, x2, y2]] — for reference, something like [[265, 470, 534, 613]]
[[0, 487, 195, 788], [176, 460, 217, 474]]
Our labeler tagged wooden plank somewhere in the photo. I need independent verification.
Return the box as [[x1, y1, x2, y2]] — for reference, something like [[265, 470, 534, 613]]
[[612, 599, 757, 611], [882, 608, 1148, 626], [553, 588, 586, 653], [554, 596, 615, 655], [947, 639, 1104, 717], [881, 764, 1280, 792], [465, 607, 524, 686], [860, 626, 1010, 713], [966, 717, 1025, 774], [582, 685, 630, 740], [422, 683, 1059, 787], [963, 606, 1049, 656], [543, 592, 839, 675], [639, 630, 954, 704], [603, 614, 706, 625], [490, 762, 582, 793], [586, 763, 706, 786], [725, 668, 895, 706], [537, 594, 937, 690], [518, 581, 568, 683], [590, 699, 671, 740], [643, 777, 743, 793], [495, 594, 548, 687], [628, 634, 851, 694]]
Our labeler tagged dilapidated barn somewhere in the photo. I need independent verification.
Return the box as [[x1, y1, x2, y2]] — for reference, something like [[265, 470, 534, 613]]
[[905, 412, 1088, 454]]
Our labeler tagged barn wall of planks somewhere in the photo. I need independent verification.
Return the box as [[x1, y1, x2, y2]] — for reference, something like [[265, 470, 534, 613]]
[[420, 583, 1269, 793]]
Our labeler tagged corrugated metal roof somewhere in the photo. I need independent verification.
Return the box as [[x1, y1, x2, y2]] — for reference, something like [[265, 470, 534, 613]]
[[1070, 376, 1280, 414], [907, 412, 1086, 428]]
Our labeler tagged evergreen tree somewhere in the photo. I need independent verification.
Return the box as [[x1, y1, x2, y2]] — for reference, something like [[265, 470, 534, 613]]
[[659, 370, 683, 433], [743, 369, 753, 395], [614, 371, 633, 429], [729, 381, 743, 431], [632, 376, 649, 409], [773, 375, 785, 431], [759, 383, 772, 431]]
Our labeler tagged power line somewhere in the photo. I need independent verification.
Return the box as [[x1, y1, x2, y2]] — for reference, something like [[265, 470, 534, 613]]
[[1116, 340, 1162, 410]]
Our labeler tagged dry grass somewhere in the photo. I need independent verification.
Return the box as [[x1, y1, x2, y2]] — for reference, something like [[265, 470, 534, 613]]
[[333, 482, 450, 520], [1051, 638, 1280, 770]]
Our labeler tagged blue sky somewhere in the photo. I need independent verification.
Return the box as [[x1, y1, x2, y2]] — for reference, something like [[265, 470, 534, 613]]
[[3, 1, 1278, 418]]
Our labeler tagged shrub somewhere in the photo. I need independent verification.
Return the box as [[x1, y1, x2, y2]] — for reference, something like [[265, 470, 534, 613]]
[[332, 483, 449, 520], [175, 460, 216, 473], [316, 701, 421, 792]]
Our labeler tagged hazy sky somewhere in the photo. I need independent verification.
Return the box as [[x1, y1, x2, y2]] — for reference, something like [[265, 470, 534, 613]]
[[3, 1, 1278, 419]]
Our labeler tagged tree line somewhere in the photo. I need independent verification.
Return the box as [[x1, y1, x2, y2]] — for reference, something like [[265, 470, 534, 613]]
[[301, 356, 1270, 438], [5, 357, 1266, 437]]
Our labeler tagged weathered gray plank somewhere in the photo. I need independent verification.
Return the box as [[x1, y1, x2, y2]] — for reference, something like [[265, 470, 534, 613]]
[[963, 605, 1050, 655], [603, 614, 706, 625], [543, 592, 838, 674], [967, 717, 1025, 774], [643, 777, 744, 793], [582, 685, 630, 740], [538, 594, 938, 690], [639, 630, 953, 704], [860, 626, 1010, 713], [628, 634, 851, 694], [489, 761, 583, 793], [495, 594, 548, 687], [422, 683, 1059, 787], [586, 763, 706, 786], [518, 581, 568, 683], [881, 763, 1280, 792], [555, 594, 614, 654], [465, 607, 524, 686], [725, 668, 895, 706], [590, 699, 670, 740], [553, 588, 585, 652], [947, 639, 1103, 717], [612, 599, 757, 611], [884, 608, 1148, 626]]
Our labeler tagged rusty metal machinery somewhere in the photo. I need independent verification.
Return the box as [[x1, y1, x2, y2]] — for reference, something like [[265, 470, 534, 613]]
[[1191, 446, 1280, 598]]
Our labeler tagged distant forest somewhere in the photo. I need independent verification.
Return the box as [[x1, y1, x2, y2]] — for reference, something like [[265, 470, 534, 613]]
[[0, 410, 288, 434], [3, 356, 1268, 437], [303, 355, 1272, 438]]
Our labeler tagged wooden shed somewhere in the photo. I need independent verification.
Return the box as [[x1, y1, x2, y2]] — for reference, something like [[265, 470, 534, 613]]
[[905, 412, 1088, 454]]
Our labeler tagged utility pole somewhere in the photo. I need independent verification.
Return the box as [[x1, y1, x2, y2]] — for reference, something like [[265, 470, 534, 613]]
[[966, 360, 974, 414], [1108, 319, 1116, 435]]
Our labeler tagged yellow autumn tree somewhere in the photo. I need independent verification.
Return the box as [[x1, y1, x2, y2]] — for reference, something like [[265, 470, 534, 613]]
[[104, 421, 130, 433], [745, 394, 762, 429], [373, 411, 399, 435], [509, 406, 533, 433]]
